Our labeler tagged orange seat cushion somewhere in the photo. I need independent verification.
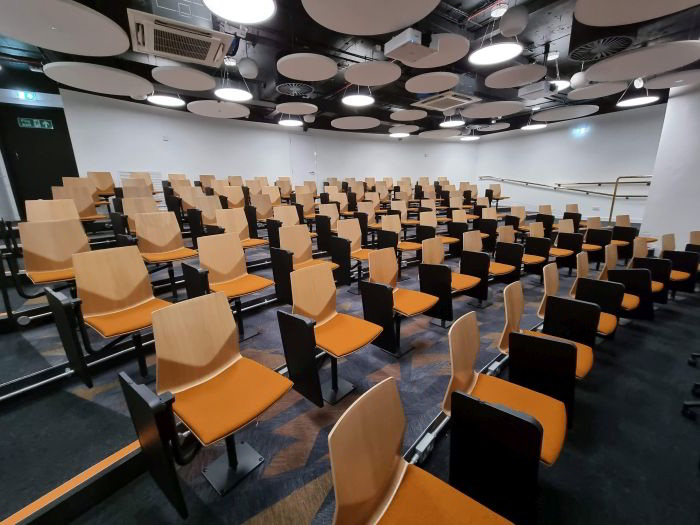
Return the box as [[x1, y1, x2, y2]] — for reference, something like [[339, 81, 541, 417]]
[[351, 248, 373, 261], [436, 217, 450, 224], [397, 241, 422, 252], [489, 261, 515, 276], [611, 239, 629, 247], [523, 330, 594, 379], [550, 247, 574, 258], [582, 243, 602, 252], [85, 297, 171, 337], [294, 258, 339, 271], [670, 269, 691, 282], [173, 357, 292, 446], [437, 235, 459, 245], [480, 232, 490, 239], [522, 254, 546, 265], [597, 312, 618, 336], [241, 238, 268, 249], [472, 374, 567, 466], [451, 273, 480, 292], [651, 280, 664, 293], [314, 313, 382, 358], [401, 219, 419, 226], [621, 293, 640, 311], [210, 274, 274, 298], [378, 464, 512, 525], [393, 288, 438, 317], [141, 247, 197, 263], [27, 268, 75, 284]]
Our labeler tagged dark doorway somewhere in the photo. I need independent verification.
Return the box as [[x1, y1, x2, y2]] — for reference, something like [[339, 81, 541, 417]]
[[0, 104, 78, 219]]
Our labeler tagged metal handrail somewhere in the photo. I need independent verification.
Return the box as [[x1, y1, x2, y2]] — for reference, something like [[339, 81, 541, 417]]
[[557, 179, 651, 187], [478, 176, 650, 198], [608, 176, 652, 222]]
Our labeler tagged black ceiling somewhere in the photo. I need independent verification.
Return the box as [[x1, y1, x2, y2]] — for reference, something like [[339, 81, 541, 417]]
[[1, 0, 698, 134]]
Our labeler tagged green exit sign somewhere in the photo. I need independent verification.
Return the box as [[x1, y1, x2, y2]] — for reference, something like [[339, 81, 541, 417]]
[[17, 118, 54, 130]]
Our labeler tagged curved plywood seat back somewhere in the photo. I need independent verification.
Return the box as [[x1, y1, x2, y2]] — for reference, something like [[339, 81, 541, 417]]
[[168, 173, 187, 182], [246, 179, 262, 195], [463, 231, 483, 252], [489, 184, 502, 198], [498, 226, 515, 244], [274, 205, 301, 227], [482, 207, 498, 220], [690, 231, 700, 245], [452, 209, 469, 223], [216, 208, 250, 241], [511, 206, 526, 221], [72, 245, 153, 317], [565, 204, 579, 213], [122, 184, 152, 198], [318, 204, 339, 229], [129, 172, 154, 192], [178, 186, 205, 211], [558, 219, 574, 234], [421, 199, 436, 211], [123, 197, 158, 231], [26, 199, 79, 222], [422, 237, 444, 265], [391, 200, 408, 220], [369, 248, 398, 288], [364, 192, 380, 209], [194, 195, 222, 226], [280, 225, 313, 264], [498, 281, 524, 352], [63, 176, 99, 200], [357, 201, 376, 224], [443, 312, 480, 415], [529, 222, 544, 238], [19, 219, 89, 273], [250, 194, 273, 220], [615, 214, 631, 227], [52, 185, 98, 218], [333, 192, 349, 213], [134, 212, 184, 254], [337, 218, 362, 252], [328, 377, 406, 525], [570, 251, 589, 297], [539, 204, 553, 215], [304, 180, 317, 195], [449, 196, 463, 210], [600, 244, 618, 281], [228, 176, 244, 187], [211, 179, 230, 195], [199, 174, 216, 188], [419, 211, 437, 228], [661, 233, 675, 254], [375, 182, 389, 200], [263, 185, 281, 206], [276, 179, 292, 197], [296, 192, 315, 215], [221, 186, 245, 208], [198, 233, 246, 285], [539, 263, 559, 318], [153, 292, 240, 395], [87, 171, 115, 194], [476, 197, 489, 207], [381, 214, 401, 234], [170, 179, 192, 197], [291, 264, 336, 324]]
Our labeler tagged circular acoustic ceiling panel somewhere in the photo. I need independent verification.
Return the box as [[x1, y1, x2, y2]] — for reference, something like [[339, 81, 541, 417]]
[[419, 129, 461, 139], [301, 0, 440, 36], [646, 69, 700, 89], [276, 102, 318, 115], [277, 53, 338, 82], [389, 124, 420, 134], [345, 61, 402, 86], [390, 109, 428, 121], [461, 101, 524, 119], [151, 66, 216, 91], [331, 116, 381, 130], [480, 122, 511, 132], [485, 64, 547, 89], [402, 33, 470, 69], [567, 81, 627, 101], [187, 100, 250, 119], [44, 62, 154, 98], [532, 104, 599, 122], [405, 72, 459, 94], [586, 41, 700, 82], [0, 0, 129, 57], [574, 0, 700, 27]]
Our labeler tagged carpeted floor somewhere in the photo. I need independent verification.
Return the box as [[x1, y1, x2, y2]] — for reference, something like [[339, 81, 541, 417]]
[[1, 244, 699, 524]]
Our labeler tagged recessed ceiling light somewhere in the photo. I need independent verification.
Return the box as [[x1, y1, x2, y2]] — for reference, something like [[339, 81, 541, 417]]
[[469, 42, 523, 66], [342, 85, 374, 107], [147, 94, 185, 107], [491, 3, 509, 18], [203, 0, 276, 24], [551, 79, 571, 91], [460, 135, 480, 141], [616, 94, 660, 107], [279, 114, 303, 127], [522, 123, 547, 131], [390, 132, 409, 138], [214, 87, 253, 102]]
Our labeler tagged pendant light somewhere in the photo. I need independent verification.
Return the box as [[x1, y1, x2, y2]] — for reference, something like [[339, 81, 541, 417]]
[[390, 132, 409, 138], [439, 113, 465, 128], [521, 108, 546, 131], [549, 53, 570, 91], [460, 129, 480, 141], [147, 93, 185, 108], [469, 18, 522, 66], [278, 113, 303, 127], [215, 63, 253, 102], [342, 85, 374, 107], [203, 0, 276, 24], [616, 80, 660, 108]]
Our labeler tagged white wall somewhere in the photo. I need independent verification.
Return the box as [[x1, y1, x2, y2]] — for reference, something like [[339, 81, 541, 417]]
[[641, 85, 700, 245], [60, 89, 478, 189], [474, 104, 666, 222]]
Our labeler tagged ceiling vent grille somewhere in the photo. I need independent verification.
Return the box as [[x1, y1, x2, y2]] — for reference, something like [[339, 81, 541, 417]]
[[411, 91, 481, 112], [127, 8, 234, 67], [569, 35, 633, 62], [276, 82, 314, 97]]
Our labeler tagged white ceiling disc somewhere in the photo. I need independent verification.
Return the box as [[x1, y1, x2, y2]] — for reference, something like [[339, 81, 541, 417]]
[[44, 62, 154, 98], [419, 129, 461, 139], [532, 104, 599, 122], [646, 69, 700, 89], [586, 41, 700, 82], [461, 101, 524, 118], [402, 33, 470, 69], [187, 100, 250, 119], [331, 116, 381, 130], [390, 109, 428, 121], [567, 81, 627, 101], [151, 66, 216, 91], [405, 72, 459, 94], [389, 124, 420, 133], [570, 71, 590, 89], [480, 122, 511, 132], [485, 64, 547, 88], [301, 0, 440, 35], [277, 53, 338, 82], [575, 0, 700, 27], [345, 61, 402, 86], [276, 102, 318, 115], [499, 5, 529, 38], [0, 0, 130, 57]]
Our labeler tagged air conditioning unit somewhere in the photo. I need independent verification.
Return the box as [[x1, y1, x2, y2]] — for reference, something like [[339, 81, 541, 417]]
[[411, 91, 481, 112], [127, 8, 234, 67]]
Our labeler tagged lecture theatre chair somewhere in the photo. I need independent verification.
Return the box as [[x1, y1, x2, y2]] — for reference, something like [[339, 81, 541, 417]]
[[290, 264, 382, 403], [359, 248, 438, 356], [25, 199, 80, 222], [62, 176, 107, 206], [583, 227, 612, 269], [219, 185, 245, 209], [522, 234, 550, 280], [121, 183, 152, 198], [333, 218, 373, 288], [121, 196, 159, 234], [52, 185, 105, 222], [328, 377, 512, 525], [376, 214, 422, 276], [661, 233, 699, 296], [215, 208, 267, 249], [458, 231, 491, 306], [575, 277, 625, 338], [128, 172, 156, 193], [315, 203, 340, 252], [87, 171, 116, 197], [228, 175, 244, 187], [417, 211, 458, 245], [267, 204, 316, 248], [598, 244, 644, 314], [182, 233, 273, 341]]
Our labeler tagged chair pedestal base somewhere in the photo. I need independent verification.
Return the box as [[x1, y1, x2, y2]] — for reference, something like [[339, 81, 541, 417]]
[[377, 345, 416, 359], [429, 318, 451, 329], [321, 357, 355, 404], [202, 437, 264, 496]]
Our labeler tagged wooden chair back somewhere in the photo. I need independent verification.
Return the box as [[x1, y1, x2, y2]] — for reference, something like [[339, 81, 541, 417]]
[[276, 179, 292, 198], [390, 199, 408, 220], [220, 186, 245, 208], [255, 176, 270, 186], [87, 171, 115, 194], [178, 186, 205, 211], [421, 199, 436, 211], [216, 208, 251, 241], [357, 201, 376, 224], [170, 179, 192, 197], [52, 185, 99, 218], [263, 185, 282, 206], [199, 174, 216, 189], [498, 225, 515, 243], [443, 312, 480, 415], [449, 196, 463, 210], [482, 207, 498, 220], [19, 219, 90, 274], [539, 204, 553, 215], [368, 248, 398, 289], [661, 233, 675, 254], [511, 206, 526, 221], [296, 192, 315, 215], [600, 243, 618, 281], [558, 219, 574, 234], [168, 173, 187, 182], [452, 209, 469, 223], [476, 197, 489, 207], [304, 180, 317, 195], [134, 212, 184, 254], [62, 177, 99, 201], [529, 222, 544, 238], [419, 211, 437, 228], [250, 193, 273, 220], [228, 176, 243, 186], [586, 216, 601, 230], [489, 184, 502, 198], [421, 237, 444, 265], [122, 183, 152, 198], [364, 192, 380, 210], [375, 181, 389, 201], [463, 231, 483, 252], [274, 205, 301, 227], [629, 237, 647, 267], [337, 218, 362, 252], [280, 225, 313, 264], [211, 179, 230, 195], [570, 251, 589, 297], [381, 214, 401, 234], [246, 179, 262, 195], [565, 204, 579, 213], [318, 204, 339, 229], [198, 233, 247, 285], [26, 199, 79, 221], [615, 214, 631, 227], [498, 281, 524, 352], [123, 197, 158, 231], [128, 172, 154, 192], [690, 231, 700, 245], [291, 263, 336, 324], [194, 195, 222, 226], [539, 262, 559, 319], [332, 192, 349, 213]]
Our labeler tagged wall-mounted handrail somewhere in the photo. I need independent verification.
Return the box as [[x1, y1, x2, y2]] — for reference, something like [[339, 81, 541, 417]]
[[607, 176, 652, 222], [557, 179, 651, 187], [478, 176, 650, 198]]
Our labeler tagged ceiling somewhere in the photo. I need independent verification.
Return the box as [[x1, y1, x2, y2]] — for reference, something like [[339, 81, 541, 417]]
[[1, 0, 699, 137]]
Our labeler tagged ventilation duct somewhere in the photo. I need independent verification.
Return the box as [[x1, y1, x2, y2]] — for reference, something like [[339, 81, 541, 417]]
[[411, 92, 481, 112]]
